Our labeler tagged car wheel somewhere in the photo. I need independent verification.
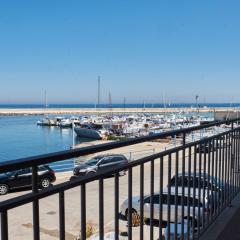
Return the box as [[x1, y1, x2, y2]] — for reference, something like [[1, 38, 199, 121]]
[[125, 208, 141, 226], [0, 184, 9, 195], [40, 178, 51, 189]]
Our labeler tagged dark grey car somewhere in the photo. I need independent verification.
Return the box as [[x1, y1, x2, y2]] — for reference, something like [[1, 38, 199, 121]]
[[72, 154, 128, 177]]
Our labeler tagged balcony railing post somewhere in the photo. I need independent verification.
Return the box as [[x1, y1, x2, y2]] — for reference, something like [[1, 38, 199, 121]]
[[167, 154, 172, 240], [181, 141, 186, 237], [1, 211, 8, 240], [140, 164, 144, 240], [150, 160, 154, 240], [187, 146, 192, 240], [81, 184, 86, 240], [174, 151, 179, 240], [32, 166, 40, 240], [237, 129, 240, 190], [197, 142, 202, 237], [128, 167, 133, 240], [192, 145, 197, 238], [202, 140, 207, 229], [114, 174, 119, 240], [99, 178, 104, 240], [59, 191, 65, 240], [159, 157, 164, 240]]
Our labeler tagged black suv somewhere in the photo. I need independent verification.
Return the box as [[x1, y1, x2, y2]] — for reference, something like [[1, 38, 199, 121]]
[[73, 154, 128, 177], [0, 165, 56, 195]]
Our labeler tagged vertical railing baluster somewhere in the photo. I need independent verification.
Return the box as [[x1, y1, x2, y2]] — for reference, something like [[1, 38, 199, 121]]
[[114, 174, 119, 240], [218, 135, 222, 216], [234, 129, 238, 195], [159, 157, 164, 240], [231, 129, 234, 199], [150, 160, 154, 240], [221, 135, 225, 211], [59, 191, 65, 240], [140, 164, 144, 240], [234, 129, 237, 196], [99, 178, 104, 240], [192, 145, 197, 240], [227, 133, 231, 206], [187, 146, 191, 240], [167, 154, 172, 240], [174, 151, 179, 240], [237, 128, 240, 192], [207, 139, 211, 225], [197, 142, 202, 237], [32, 166, 40, 240], [128, 168, 133, 240], [214, 137, 218, 218], [202, 141, 207, 230], [224, 134, 228, 207], [236, 129, 240, 193], [1, 211, 8, 240], [181, 146, 186, 238], [210, 138, 215, 222], [233, 130, 236, 197], [229, 131, 232, 205], [81, 184, 86, 240]]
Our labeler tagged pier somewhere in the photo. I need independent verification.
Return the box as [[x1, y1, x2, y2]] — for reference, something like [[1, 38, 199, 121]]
[[0, 107, 223, 116]]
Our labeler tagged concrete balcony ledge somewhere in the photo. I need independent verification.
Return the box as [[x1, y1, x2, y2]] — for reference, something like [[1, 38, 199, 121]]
[[200, 191, 240, 240]]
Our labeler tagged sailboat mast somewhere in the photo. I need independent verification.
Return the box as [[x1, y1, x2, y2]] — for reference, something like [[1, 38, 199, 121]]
[[108, 91, 112, 115], [97, 76, 101, 108], [44, 90, 47, 115]]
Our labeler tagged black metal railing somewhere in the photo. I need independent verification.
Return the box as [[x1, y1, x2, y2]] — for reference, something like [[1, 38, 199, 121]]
[[0, 119, 240, 240]]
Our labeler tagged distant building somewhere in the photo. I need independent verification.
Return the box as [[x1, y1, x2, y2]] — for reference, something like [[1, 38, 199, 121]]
[[214, 110, 240, 121]]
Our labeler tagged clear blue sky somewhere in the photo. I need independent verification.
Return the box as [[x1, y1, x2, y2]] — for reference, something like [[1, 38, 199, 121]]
[[0, 1, 240, 104]]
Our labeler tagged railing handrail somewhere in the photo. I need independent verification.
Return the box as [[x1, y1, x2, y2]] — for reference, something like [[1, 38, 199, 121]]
[[0, 118, 238, 173], [0, 127, 235, 212]]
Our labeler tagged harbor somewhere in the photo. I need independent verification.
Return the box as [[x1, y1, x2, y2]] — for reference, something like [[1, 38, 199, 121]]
[[0, 109, 235, 173]]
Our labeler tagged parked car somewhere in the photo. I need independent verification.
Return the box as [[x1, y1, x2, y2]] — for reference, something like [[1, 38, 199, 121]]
[[120, 187, 212, 227], [195, 141, 225, 154], [169, 173, 225, 203], [72, 154, 128, 177], [163, 221, 193, 240], [0, 165, 56, 195]]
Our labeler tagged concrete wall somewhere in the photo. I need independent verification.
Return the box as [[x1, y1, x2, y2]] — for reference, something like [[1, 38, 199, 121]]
[[214, 110, 240, 121]]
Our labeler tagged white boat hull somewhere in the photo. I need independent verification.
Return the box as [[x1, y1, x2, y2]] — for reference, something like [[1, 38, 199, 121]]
[[74, 127, 103, 140]]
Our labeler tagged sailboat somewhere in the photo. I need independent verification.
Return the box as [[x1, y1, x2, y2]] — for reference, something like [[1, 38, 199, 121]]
[[37, 91, 52, 126]]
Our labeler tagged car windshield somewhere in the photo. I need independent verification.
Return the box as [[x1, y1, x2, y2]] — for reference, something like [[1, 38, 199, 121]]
[[5, 171, 17, 176], [86, 157, 101, 166]]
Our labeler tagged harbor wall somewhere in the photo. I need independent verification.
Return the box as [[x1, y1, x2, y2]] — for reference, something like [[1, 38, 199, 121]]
[[0, 107, 232, 116]]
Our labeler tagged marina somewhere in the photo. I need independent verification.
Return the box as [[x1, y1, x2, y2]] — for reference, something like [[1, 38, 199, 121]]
[[0, 109, 235, 173]]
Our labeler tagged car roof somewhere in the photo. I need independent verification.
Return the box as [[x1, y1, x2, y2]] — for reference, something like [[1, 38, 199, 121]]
[[94, 154, 125, 159], [176, 172, 222, 183], [177, 172, 211, 178], [150, 187, 211, 200]]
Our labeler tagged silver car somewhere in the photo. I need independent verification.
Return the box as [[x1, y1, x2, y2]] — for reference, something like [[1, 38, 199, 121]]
[[170, 173, 226, 204], [120, 187, 213, 226]]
